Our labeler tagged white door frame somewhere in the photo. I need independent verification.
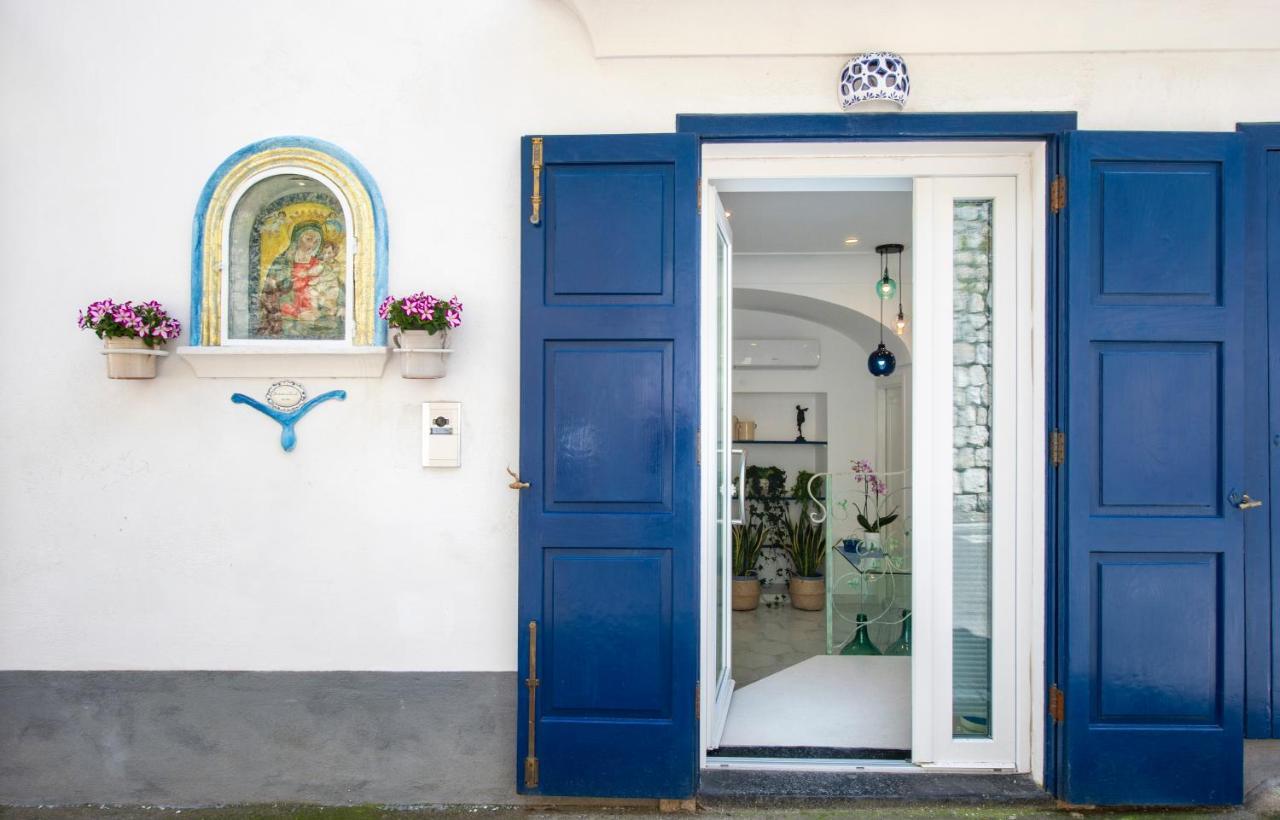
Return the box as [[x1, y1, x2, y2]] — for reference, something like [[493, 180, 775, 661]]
[[697, 141, 1047, 781]]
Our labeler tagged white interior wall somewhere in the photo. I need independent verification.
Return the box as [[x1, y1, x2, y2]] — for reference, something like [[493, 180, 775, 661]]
[[1, 0, 1276, 671], [732, 310, 875, 487]]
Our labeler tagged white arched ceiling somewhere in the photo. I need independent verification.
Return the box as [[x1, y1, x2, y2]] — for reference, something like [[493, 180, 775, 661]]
[[735, 287, 911, 363]]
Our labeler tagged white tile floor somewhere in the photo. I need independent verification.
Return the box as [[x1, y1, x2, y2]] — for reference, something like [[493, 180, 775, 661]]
[[727, 603, 912, 750], [721, 655, 912, 749], [731, 602, 827, 687]]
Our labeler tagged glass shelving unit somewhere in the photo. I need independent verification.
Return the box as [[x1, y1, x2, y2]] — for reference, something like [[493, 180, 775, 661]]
[[806, 469, 913, 655]]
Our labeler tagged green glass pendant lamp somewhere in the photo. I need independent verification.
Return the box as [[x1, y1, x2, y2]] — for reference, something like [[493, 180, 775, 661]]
[[874, 242, 903, 300], [868, 243, 904, 377]]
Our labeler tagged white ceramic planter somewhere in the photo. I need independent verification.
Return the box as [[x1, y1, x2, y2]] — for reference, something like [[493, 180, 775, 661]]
[[393, 329, 451, 379], [103, 336, 164, 379]]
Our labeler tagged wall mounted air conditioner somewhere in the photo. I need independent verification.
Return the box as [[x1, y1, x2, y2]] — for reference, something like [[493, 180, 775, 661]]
[[733, 338, 821, 368]]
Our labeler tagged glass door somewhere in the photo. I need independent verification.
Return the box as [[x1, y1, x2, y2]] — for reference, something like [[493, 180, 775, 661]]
[[707, 186, 736, 748]]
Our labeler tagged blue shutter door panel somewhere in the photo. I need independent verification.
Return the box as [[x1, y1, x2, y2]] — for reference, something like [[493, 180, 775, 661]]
[[517, 134, 700, 798], [1060, 132, 1246, 805]]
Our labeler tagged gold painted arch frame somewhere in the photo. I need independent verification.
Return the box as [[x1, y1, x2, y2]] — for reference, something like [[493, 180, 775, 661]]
[[191, 137, 387, 347]]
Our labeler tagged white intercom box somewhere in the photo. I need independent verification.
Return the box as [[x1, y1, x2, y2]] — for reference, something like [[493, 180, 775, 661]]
[[423, 402, 461, 467]]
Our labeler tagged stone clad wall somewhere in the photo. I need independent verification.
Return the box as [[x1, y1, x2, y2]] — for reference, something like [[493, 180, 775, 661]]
[[953, 200, 994, 525]]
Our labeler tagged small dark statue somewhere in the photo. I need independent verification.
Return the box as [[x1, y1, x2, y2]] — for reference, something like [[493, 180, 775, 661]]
[[795, 404, 809, 442]]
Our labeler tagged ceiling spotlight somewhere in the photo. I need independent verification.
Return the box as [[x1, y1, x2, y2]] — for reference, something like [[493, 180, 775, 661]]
[[724, 210, 732, 218], [844, 237, 859, 245]]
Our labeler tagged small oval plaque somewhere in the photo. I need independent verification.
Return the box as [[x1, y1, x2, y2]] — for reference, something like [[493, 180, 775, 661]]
[[265, 380, 307, 411]]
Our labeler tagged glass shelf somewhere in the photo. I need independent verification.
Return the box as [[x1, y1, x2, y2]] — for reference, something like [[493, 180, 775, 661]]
[[733, 439, 828, 445]]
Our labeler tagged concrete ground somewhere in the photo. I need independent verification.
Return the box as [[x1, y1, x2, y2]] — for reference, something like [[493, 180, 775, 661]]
[[0, 806, 1274, 819], [5, 741, 1278, 820]]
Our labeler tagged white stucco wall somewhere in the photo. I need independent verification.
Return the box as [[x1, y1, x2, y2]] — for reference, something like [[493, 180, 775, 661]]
[[0, 0, 1276, 671]]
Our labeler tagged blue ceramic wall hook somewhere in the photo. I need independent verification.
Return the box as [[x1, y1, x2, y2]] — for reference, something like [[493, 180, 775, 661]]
[[231, 390, 346, 452]]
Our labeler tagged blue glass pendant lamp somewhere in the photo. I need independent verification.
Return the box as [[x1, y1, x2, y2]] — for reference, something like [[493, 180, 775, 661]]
[[868, 243, 903, 377]]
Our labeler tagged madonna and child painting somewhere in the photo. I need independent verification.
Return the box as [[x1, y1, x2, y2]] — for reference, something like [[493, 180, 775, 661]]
[[226, 175, 348, 341]]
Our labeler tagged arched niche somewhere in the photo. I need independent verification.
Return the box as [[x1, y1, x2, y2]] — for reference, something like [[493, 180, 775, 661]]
[[734, 287, 912, 364], [182, 137, 388, 377]]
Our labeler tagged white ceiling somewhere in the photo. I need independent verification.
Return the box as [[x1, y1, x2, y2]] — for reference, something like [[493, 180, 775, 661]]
[[719, 190, 911, 255]]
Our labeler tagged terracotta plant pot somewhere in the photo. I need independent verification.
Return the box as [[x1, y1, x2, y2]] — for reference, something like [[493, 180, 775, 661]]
[[104, 336, 159, 379], [731, 576, 761, 611], [394, 329, 449, 379], [789, 576, 825, 611]]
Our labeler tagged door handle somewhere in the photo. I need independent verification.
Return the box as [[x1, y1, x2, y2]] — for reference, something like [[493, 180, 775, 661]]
[[1229, 489, 1263, 510], [731, 448, 746, 525], [507, 466, 530, 490]]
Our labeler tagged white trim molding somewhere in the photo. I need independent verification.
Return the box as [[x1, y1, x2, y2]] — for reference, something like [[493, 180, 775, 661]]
[[175, 346, 389, 379], [561, 0, 1272, 58]]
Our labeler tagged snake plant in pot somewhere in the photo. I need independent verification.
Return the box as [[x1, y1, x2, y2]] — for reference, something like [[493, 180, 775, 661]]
[[782, 506, 826, 610], [731, 520, 766, 611]]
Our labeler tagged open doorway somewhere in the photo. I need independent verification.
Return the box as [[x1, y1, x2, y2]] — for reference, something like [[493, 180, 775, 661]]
[[718, 187, 916, 758], [699, 142, 1044, 775]]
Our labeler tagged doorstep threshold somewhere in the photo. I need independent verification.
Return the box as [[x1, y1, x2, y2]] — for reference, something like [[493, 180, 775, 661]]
[[699, 766, 1050, 808], [706, 756, 917, 772]]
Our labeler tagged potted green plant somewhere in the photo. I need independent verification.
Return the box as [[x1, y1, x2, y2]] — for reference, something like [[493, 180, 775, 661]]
[[782, 505, 826, 610], [731, 520, 766, 611]]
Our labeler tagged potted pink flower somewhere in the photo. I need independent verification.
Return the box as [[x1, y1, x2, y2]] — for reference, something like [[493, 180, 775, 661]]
[[78, 299, 181, 379], [379, 292, 462, 379], [850, 459, 899, 551]]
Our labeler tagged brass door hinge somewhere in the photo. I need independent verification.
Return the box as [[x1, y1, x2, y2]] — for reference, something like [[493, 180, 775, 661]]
[[1049, 684, 1065, 723], [695, 681, 701, 721], [1050, 176, 1066, 214], [524, 620, 540, 788], [1050, 429, 1065, 468], [696, 427, 701, 466], [697, 178, 703, 214], [529, 138, 544, 226]]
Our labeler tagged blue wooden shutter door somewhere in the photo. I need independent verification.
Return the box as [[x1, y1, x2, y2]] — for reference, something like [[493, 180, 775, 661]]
[[1060, 132, 1246, 805], [517, 134, 699, 798]]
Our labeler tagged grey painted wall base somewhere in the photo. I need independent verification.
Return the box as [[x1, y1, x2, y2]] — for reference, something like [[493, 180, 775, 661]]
[[0, 672, 517, 806]]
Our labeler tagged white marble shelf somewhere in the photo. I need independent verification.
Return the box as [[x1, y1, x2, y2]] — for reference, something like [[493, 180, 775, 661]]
[[175, 346, 389, 378]]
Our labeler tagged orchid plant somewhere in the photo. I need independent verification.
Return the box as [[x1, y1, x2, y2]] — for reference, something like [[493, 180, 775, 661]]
[[851, 459, 899, 533], [78, 299, 181, 347], [378, 293, 463, 335]]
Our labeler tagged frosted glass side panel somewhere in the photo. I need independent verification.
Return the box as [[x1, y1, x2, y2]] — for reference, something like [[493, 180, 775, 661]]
[[953, 199, 994, 738]]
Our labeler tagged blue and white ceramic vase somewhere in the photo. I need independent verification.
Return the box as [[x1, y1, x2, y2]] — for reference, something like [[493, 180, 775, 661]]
[[839, 52, 910, 109]]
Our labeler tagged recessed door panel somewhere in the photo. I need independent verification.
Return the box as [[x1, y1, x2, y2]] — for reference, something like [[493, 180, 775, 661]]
[[546, 164, 673, 303], [1095, 342, 1220, 514], [545, 549, 672, 717], [1092, 552, 1221, 723], [545, 341, 673, 510], [1095, 162, 1222, 304]]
